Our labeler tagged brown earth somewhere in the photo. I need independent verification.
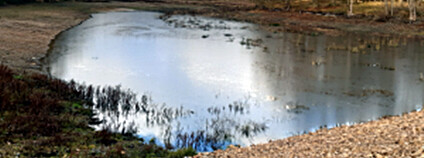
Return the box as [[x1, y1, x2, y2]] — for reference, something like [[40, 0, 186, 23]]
[[0, 6, 87, 73], [1, 0, 423, 73], [197, 109, 424, 157], [166, 0, 424, 38], [0, 1, 212, 73]]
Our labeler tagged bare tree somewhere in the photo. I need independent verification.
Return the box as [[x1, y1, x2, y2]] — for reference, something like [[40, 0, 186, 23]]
[[331, 0, 336, 6], [313, 0, 318, 7], [391, 0, 394, 16], [385, 0, 389, 15], [348, 0, 354, 16], [408, 0, 417, 22], [285, 0, 291, 11]]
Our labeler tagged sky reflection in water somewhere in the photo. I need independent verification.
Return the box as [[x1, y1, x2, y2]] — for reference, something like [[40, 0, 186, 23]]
[[45, 11, 424, 151]]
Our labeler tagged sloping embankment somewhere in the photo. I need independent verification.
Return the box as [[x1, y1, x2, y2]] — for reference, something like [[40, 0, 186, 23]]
[[198, 109, 424, 157]]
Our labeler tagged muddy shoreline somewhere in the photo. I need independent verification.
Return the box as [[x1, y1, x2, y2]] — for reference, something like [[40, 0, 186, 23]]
[[1, 1, 423, 74], [0, 3, 90, 73], [164, 0, 424, 39]]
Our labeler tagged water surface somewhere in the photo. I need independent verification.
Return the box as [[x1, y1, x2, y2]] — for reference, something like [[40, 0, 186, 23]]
[[44, 11, 424, 151]]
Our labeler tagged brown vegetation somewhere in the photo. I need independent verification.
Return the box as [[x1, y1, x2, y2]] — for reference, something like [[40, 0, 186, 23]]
[[250, 0, 422, 22], [1, 1, 424, 74], [0, 64, 197, 157]]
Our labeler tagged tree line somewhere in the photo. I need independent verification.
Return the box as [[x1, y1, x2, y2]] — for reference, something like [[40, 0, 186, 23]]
[[253, 0, 421, 22], [348, 0, 420, 21]]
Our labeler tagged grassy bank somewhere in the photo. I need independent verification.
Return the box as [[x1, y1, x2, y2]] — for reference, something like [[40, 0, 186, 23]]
[[0, 64, 196, 157]]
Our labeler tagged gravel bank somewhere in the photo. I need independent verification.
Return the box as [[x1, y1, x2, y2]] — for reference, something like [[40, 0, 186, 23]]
[[197, 109, 424, 157]]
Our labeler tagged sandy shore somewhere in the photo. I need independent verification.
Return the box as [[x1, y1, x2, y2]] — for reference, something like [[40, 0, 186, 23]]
[[1, 1, 423, 157]]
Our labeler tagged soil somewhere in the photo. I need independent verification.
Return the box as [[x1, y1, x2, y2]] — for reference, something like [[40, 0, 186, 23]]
[[0, 5, 88, 73], [197, 109, 424, 157], [164, 0, 424, 38], [1, 1, 423, 73]]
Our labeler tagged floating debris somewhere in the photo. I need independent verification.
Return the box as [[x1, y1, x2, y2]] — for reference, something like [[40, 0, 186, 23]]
[[300, 48, 315, 53], [263, 47, 269, 53], [387, 38, 400, 47], [420, 72, 424, 81], [382, 66, 396, 71], [311, 58, 325, 66], [266, 96, 277, 101], [285, 104, 310, 113], [201, 35, 209, 39], [363, 63, 395, 71], [361, 89, 394, 97], [240, 38, 263, 48], [344, 89, 394, 97], [350, 47, 360, 53], [224, 33, 233, 37], [311, 57, 326, 66], [326, 43, 348, 51], [163, 16, 231, 31], [240, 26, 249, 29], [375, 44, 381, 51]]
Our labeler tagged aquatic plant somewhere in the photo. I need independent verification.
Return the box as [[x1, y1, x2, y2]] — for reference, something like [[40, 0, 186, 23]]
[[0, 65, 197, 157], [1, 61, 269, 154]]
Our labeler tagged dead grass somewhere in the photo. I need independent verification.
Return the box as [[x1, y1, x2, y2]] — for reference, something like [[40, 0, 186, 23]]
[[250, 0, 423, 18], [0, 64, 197, 157]]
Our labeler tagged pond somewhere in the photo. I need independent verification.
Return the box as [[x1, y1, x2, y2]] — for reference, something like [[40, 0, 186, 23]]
[[43, 11, 424, 151]]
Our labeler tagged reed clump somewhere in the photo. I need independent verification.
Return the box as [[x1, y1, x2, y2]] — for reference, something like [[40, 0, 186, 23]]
[[0, 65, 196, 157]]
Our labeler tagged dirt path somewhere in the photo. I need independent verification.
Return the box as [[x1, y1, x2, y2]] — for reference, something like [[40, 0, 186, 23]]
[[197, 109, 424, 157]]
